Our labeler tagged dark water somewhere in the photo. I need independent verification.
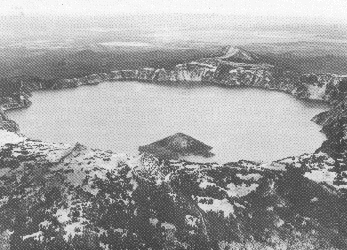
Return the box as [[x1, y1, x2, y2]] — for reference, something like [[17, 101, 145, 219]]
[[8, 81, 329, 163]]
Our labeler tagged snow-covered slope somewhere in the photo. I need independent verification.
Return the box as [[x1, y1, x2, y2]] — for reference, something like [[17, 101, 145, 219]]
[[1, 129, 347, 249]]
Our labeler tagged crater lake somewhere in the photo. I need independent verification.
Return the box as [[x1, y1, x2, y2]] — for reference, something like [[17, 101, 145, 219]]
[[8, 81, 329, 163]]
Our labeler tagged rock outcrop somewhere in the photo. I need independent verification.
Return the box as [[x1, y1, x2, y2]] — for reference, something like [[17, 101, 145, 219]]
[[311, 96, 347, 159], [0, 107, 19, 133]]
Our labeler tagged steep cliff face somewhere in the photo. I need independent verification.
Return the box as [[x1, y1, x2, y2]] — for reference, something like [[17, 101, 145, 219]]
[[1, 131, 347, 250], [311, 97, 347, 158], [0, 108, 19, 133], [104, 59, 343, 103]]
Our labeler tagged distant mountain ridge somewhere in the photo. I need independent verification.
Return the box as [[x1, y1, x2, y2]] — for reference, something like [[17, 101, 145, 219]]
[[219, 46, 261, 63]]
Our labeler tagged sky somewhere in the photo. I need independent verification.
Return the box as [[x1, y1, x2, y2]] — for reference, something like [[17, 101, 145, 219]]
[[0, 0, 347, 22]]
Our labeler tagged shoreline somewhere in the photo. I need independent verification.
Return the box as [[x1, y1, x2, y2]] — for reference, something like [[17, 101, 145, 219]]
[[2, 75, 331, 113], [2, 77, 331, 164], [1, 55, 339, 113], [0, 58, 341, 162], [1, 71, 332, 139]]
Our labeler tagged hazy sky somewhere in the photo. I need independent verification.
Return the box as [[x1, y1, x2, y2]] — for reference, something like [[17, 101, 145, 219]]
[[1, 0, 347, 21]]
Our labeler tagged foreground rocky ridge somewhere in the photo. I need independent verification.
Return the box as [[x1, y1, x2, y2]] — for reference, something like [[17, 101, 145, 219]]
[[1, 130, 347, 249], [2, 47, 347, 111]]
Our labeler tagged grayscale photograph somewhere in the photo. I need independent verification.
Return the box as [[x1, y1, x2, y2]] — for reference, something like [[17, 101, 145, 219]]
[[0, 0, 347, 249]]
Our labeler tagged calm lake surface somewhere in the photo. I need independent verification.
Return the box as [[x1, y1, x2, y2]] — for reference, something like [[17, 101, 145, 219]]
[[8, 81, 329, 163]]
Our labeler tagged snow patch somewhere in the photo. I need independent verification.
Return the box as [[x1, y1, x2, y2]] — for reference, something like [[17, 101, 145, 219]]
[[276, 218, 285, 227], [55, 207, 71, 223], [236, 173, 262, 181], [260, 162, 287, 171], [129, 178, 138, 195], [310, 197, 318, 202], [63, 221, 86, 241], [234, 202, 246, 209], [0, 196, 9, 206], [100, 242, 110, 250], [114, 228, 124, 233], [304, 170, 335, 186], [0, 130, 24, 147], [199, 179, 216, 189], [23, 231, 43, 241], [198, 197, 234, 218], [149, 218, 159, 227], [306, 84, 326, 100], [161, 222, 176, 230], [185, 215, 198, 228], [39, 220, 51, 229], [305, 169, 347, 189], [226, 183, 259, 197]]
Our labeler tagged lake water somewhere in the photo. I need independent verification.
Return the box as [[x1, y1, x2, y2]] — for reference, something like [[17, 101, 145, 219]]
[[8, 81, 329, 163]]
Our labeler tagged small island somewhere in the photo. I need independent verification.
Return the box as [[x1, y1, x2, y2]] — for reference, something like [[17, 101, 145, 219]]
[[139, 133, 214, 160]]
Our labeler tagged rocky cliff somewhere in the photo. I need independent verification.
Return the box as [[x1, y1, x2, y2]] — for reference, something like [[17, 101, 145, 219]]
[[3, 47, 347, 111], [0, 108, 19, 133]]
